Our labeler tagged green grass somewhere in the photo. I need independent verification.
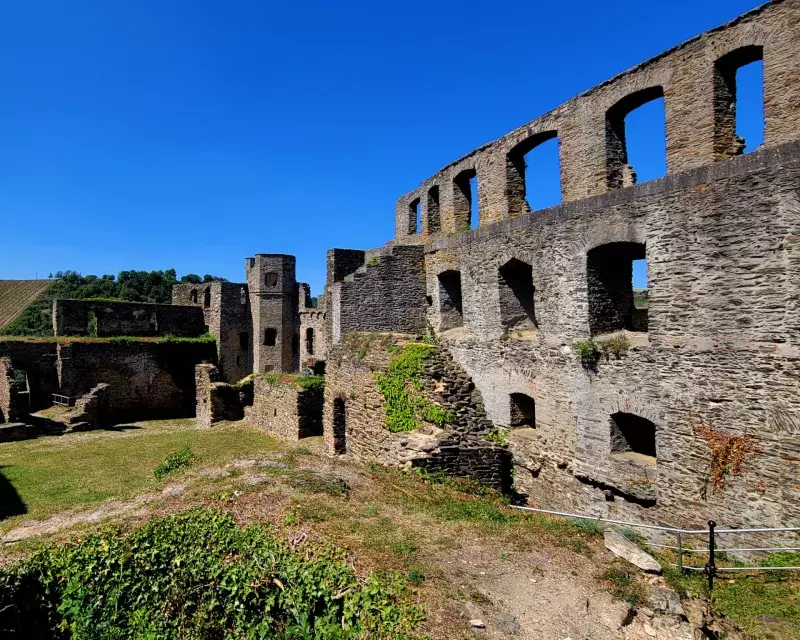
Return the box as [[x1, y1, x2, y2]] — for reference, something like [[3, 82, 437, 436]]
[[0, 420, 281, 531], [661, 554, 800, 638]]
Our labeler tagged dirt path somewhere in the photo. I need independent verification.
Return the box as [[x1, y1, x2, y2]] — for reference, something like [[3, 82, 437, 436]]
[[1, 445, 694, 639]]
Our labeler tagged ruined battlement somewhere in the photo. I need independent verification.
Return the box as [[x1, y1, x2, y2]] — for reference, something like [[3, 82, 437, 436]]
[[395, 0, 800, 243]]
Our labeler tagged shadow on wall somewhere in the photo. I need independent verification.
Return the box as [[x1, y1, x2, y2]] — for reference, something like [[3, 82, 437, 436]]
[[0, 466, 26, 520]]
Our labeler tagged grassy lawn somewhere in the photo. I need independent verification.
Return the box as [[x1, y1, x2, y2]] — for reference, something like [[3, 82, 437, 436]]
[[0, 419, 281, 532]]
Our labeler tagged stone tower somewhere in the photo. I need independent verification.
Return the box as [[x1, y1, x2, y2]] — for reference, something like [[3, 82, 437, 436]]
[[245, 254, 299, 373]]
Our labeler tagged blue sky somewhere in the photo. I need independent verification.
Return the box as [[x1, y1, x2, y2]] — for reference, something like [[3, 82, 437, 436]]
[[0, 0, 765, 294]]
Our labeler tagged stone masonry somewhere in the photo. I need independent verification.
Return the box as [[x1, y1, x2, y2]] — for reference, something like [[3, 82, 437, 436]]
[[321, 0, 800, 532], [248, 376, 323, 441]]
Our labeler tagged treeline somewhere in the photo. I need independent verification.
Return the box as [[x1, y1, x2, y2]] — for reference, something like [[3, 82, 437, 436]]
[[1, 270, 227, 336]]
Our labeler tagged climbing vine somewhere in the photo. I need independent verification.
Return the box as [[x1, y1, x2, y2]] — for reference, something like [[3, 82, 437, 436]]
[[693, 418, 761, 497], [375, 344, 453, 433]]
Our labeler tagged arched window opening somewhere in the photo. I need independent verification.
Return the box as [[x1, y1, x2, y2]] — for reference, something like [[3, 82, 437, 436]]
[[506, 131, 561, 217], [610, 412, 656, 461], [606, 87, 666, 190], [714, 46, 764, 157], [427, 185, 440, 234], [191, 289, 198, 304], [453, 169, 478, 230], [498, 258, 536, 332], [203, 288, 211, 309], [305, 327, 315, 355], [437, 270, 463, 330], [264, 328, 277, 346], [587, 242, 647, 335], [332, 398, 347, 454], [407, 198, 421, 235], [510, 393, 535, 428], [264, 272, 278, 287]]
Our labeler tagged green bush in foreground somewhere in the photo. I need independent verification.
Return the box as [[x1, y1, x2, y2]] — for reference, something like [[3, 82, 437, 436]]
[[0, 509, 424, 639]]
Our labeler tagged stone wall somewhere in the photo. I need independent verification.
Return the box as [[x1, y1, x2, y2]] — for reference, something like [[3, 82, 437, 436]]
[[173, 282, 251, 383], [394, 0, 800, 243], [0, 341, 59, 411], [322, 334, 512, 493], [61, 383, 111, 431], [55, 340, 217, 422], [328, 245, 427, 344], [249, 377, 323, 440], [418, 142, 800, 531], [195, 364, 245, 428], [53, 299, 206, 338], [299, 287, 326, 366]]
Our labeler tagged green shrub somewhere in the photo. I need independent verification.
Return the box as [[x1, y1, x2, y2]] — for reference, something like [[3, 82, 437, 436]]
[[298, 374, 325, 392], [375, 344, 453, 433], [484, 428, 509, 446], [0, 509, 424, 639], [153, 444, 197, 480], [571, 337, 602, 370], [599, 334, 630, 359]]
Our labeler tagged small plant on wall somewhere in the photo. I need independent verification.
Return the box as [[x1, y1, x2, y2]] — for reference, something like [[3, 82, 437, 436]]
[[692, 418, 761, 497]]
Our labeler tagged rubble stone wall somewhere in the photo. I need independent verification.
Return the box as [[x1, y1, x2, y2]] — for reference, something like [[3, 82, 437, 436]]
[[322, 334, 512, 492], [249, 377, 323, 440], [52, 299, 206, 338]]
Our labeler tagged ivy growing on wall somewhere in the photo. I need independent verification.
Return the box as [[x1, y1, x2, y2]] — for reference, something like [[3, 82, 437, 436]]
[[375, 344, 453, 433]]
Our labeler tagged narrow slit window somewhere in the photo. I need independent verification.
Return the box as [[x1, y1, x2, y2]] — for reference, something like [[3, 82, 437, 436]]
[[264, 328, 277, 346], [427, 185, 440, 234], [305, 328, 314, 355], [203, 288, 211, 309], [408, 198, 421, 235]]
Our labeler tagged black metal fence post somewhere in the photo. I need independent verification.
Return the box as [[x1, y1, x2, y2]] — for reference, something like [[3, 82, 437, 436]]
[[705, 520, 717, 592]]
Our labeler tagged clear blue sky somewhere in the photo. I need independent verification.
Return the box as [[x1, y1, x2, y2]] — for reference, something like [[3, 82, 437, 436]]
[[0, 0, 765, 294]]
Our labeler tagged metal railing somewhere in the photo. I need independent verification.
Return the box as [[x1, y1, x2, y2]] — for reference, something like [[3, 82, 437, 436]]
[[51, 393, 75, 407], [511, 505, 800, 590]]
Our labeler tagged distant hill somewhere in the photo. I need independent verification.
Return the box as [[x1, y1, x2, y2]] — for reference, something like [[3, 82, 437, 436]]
[[633, 288, 649, 309], [0, 280, 53, 331]]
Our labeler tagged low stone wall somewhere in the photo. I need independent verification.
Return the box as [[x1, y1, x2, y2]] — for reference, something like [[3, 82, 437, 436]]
[[53, 299, 206, 338], [195, 364, 245, 428], [61, 383, 111, 430], [249, 377, 323, 441], [322, 333, 512, 493]]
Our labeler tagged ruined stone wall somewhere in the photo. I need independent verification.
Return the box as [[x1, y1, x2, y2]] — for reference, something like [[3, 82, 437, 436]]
[[0, 341, 58, 411], [249, 377, 323, 441], [329, 245, 427, 343], [173, 282, 251, 383], [299, 309, 326, 366], [395, 0, 800, 243], [195, 363, 244, 428], [52, 299, 206, 338], [56, 341, 217, 422], [419, 142, 800, 530], [322, 334, 512, 492]]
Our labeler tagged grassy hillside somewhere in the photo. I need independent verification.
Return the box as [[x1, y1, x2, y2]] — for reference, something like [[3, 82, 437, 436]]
[[0, 281, 52, 331]]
